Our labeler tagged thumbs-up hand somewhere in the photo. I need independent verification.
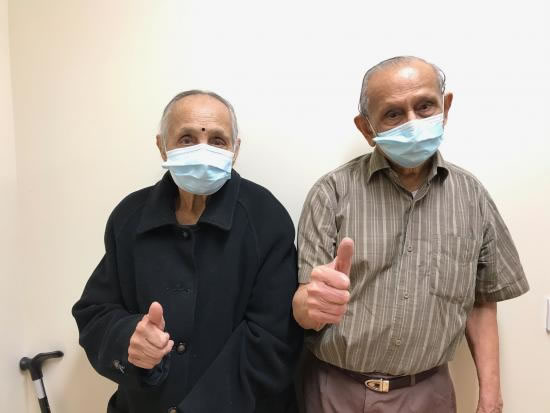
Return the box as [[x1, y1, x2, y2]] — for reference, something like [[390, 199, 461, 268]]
[[293, 238, 354, 331], [128, 302, 174, 369]]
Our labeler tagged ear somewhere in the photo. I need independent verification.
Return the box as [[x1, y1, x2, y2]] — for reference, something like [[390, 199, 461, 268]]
[[232, 138, 241, 164], [156, 134, 167, 161], [354, 115, 376, 147], [443, 92, 453, 126]]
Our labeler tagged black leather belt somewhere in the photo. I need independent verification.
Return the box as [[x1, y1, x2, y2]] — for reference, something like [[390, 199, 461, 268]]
[[328, 361, 441, 393]]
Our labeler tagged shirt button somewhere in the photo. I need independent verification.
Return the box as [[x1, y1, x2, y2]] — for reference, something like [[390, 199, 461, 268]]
[[167, 407, 177, 413], [403, 293, 409, 299], [181, 229, 189, 239], [395, 339, 402, 346], [406, 245, 413, 252], [176, 341, 187, 354]]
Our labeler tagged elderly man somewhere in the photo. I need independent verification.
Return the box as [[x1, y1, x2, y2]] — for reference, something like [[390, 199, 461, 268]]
[[292, 56, 529, 413], [73, 90, 302, 413]]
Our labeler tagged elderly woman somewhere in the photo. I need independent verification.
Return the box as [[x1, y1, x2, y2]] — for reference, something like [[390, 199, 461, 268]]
[[73, 90, 302, 413]]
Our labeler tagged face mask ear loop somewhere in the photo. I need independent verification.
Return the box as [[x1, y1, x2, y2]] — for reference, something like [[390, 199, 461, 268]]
[[162, 136, 168, 156], [364, 114, 379, 137], [435, 93, 446, 128]]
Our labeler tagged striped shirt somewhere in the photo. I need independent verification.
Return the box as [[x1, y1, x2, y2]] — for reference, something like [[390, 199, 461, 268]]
[[297, 148, 529, 375]]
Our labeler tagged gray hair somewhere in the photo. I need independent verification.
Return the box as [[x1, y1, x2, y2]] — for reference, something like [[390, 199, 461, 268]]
[[159, 89, 239, 148], [358, 56, 446, 117]]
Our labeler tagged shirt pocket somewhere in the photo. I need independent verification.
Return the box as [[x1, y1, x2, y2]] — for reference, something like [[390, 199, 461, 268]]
[[429, 234, 478, 304]]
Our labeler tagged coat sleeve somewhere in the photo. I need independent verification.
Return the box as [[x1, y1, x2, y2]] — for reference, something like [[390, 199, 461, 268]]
[[72, 213, 167, 388], [178, 208, 303, 412]]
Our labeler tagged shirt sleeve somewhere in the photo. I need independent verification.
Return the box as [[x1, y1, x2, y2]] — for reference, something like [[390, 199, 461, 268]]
[[297, 179, 338, 283], [475, 187, 529, 302], [72, 213, 168, 388], [177, 202, 303, 412]]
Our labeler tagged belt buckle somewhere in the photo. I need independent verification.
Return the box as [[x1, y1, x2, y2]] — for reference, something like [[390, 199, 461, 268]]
[[365, 378, 390, 393]]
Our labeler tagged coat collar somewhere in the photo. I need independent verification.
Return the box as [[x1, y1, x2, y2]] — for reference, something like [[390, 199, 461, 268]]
[[136, 170, 241, 234], [365, 147, 449, 183]]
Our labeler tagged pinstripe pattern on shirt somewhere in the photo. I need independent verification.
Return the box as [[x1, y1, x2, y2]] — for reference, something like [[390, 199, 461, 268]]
[[297, 148, 529, 375]]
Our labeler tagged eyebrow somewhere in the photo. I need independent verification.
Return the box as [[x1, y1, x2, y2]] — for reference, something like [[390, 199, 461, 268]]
[[205, 127, 230, 137]]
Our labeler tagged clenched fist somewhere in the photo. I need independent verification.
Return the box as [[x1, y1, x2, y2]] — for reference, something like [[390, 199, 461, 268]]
[[128, 302, 174, 369], [292, 237, 354, 330]]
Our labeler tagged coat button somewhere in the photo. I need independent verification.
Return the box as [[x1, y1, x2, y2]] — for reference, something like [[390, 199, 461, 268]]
[[167, 407, 177, 413], [112, 359, 125, 373], [176, 341, 187, 354]]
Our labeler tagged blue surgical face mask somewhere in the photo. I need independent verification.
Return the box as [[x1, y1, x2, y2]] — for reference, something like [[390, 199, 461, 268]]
[[162, 144, 233, 195], [370, 112, 445, 168]]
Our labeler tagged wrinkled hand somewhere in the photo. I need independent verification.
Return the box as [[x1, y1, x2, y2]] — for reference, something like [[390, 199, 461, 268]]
[[128, 302, 174, 369], [303, 238, 354, 330], [476, 391, 503, 413]]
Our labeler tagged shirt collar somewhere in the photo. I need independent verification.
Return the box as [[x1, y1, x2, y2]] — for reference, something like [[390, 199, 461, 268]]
[[428, 150, 449, 181], [365, 147, 391, 183], [137, 170, 240, 234], [365, 147, 449, 183]]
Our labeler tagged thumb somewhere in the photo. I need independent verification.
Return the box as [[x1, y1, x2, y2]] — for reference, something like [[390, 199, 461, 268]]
[[334, 237, 354, 276], [148, 301, 165, 330]]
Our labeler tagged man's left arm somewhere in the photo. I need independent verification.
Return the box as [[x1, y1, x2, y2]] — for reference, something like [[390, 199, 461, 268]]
[[468, 186, 530, 413], [466, 301, 502, 413], [177, 206, 303, 412]]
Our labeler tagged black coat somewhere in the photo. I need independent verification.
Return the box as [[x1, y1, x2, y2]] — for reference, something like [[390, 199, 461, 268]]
[[72, 171, 303, 413]]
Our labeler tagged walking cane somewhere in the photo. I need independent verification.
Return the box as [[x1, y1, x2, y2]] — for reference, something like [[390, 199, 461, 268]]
[[20, 351, 64, 413]]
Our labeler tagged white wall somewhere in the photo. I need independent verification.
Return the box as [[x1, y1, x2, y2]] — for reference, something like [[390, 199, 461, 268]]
[[0, 0, 26, 411], [7, 0, 549, 412]]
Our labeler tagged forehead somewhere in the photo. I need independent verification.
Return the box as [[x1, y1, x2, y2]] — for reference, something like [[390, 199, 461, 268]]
[[165, 94, 232, 134], [367, 61, 441, 109]]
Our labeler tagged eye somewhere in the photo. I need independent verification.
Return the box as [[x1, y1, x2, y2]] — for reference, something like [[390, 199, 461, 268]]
[[178, 135, 193, 145], [211, 137, 227, 147], [417, 101, 435, 113], [383, 109, 403, 125], [386, 110, 400, 119]]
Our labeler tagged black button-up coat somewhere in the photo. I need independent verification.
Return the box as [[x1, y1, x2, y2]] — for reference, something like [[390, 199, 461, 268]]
[[72, 171, 302, 413]]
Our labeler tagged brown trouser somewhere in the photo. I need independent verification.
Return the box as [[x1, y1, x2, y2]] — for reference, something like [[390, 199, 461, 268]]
[[302, 352, 456, 413]]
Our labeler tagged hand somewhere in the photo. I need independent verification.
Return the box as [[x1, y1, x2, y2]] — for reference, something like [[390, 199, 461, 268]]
[[301, 238, 354, 330], [476, 391, 503, 413], [128, 302, 174, 369]]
